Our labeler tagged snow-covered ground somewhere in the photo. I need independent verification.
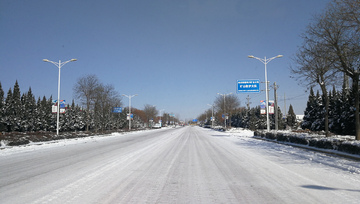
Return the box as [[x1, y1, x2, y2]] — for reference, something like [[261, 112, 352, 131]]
[[221, 128, 360, 174], [1, 126, 359, 203], [0, 128, 161, 156]]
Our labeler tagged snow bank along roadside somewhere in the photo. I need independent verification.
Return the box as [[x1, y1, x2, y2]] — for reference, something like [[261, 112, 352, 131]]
[[0, 128, 164, 155], [254, 130, 360, 156]]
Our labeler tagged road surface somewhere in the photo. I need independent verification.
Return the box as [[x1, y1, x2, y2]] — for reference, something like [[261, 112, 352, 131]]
[[1, 126, 359, 203]]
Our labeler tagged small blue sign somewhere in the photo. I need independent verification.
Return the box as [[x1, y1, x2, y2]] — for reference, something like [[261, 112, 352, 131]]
[[112, 107, 122, 113], [193, 119, 198, 122], [237, 79, 260, 93]]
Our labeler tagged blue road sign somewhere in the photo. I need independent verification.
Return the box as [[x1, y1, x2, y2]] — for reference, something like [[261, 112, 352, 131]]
[[112, 107, 122, 113], [237, 79, 260, 93]]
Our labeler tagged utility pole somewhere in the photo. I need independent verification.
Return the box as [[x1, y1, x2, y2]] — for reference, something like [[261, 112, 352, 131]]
[[246, 95, 252, 109], [272, 82, 279, 130]]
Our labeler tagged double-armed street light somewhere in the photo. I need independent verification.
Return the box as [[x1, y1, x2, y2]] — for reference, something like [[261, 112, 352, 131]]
[[43, 58, 77, 135], [247, 55, 282, 131], [122, 94, 138, 130], [217, 92, 232, 128]]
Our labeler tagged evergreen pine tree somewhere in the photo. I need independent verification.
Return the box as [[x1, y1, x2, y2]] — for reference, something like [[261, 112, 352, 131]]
[[249, 107, 257, 130], [4, 88, 13, 131], [340, 86, 355, 135], [12, 80, 22, 131], [287, 104, 297, 129], [20, 93, 27, 131], [310, 90, 323, 131], [26, 87, 36, 131], [47, 96, 56, 131], [277, 107, 285, 130], [40, 96, 49, 131], [245, 108, 251, 129], [302, 87, 316, 130], [254, 106, 266, 130], [0, 82, 6, 132], [35, 97, 41, 131], [329, 86, 341, 134]]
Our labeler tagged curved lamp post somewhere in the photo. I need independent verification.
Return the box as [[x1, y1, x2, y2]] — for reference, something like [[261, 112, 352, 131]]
[[43, 58, 77, 135], [247, 55, 282, 131]]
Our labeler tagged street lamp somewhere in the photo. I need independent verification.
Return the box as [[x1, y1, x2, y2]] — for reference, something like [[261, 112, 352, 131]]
[[122, 94, 138, 130], [248, 55, 282, 131], [217, 92, 232, 128], [207, 104, 214, 129], [43, 58, 77, 135]]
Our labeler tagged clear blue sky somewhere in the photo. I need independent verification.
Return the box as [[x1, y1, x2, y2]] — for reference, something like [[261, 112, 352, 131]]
[[0, 0, 331, 121]]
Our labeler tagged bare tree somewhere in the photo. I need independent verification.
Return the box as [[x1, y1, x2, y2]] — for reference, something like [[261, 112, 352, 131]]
[[214, 94, 240, 127], [73, 74, 100, 131], [336, 0, 360, 30], [290, 41, 339, 136], [93, 84, 122, 131], [295, 0, 360, 139], [143, 104, 158, 126]]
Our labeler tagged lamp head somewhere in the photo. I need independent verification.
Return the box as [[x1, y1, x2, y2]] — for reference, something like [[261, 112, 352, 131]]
[[276, 55, 283, 58], [70, 59, 77, 62], [247, 55, 254, 58], [43, 59, 50, 62]]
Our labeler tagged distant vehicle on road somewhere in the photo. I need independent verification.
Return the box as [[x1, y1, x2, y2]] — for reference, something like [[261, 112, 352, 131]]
[[152, 123, 161, 129]]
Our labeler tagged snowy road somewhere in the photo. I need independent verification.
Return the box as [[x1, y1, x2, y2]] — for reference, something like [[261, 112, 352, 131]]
[[1, 126, 360, 203]]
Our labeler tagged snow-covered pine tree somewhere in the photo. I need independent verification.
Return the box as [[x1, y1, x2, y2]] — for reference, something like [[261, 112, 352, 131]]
[[12, 81, 22, 131], [20, 93, 27, 131], [4, 88, 13, 131], [0, 82, 6, 132], [340, 86, 356, 135], [254, 106, 266, 130], [286, 104, 297, 129], [276, 107, 285, 130], [38, 96, 48, 131], [329, 86, 340, 134], [26, 87, 36, 131], [248, 107, 257, 130], [301, 87, 316, 130], [310, 90, 323, 131], [241, 108, 250, 129], [34, 97, 41, 131], [47, 96, 56, 131]]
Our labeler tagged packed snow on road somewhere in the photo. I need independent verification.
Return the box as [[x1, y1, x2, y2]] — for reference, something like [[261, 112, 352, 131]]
[[1, 126, 360, 203]]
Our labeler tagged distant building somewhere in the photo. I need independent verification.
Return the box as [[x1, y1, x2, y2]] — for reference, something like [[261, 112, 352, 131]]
[[296, 115, 304, 122]]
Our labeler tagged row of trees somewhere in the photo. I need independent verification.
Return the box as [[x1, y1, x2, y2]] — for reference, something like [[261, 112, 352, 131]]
[[230, 105, 297, 131], [301, 86, 359, 135], [0, 79, 126, 132], [290, 0, 360, 140], [196, 93, 297, 131], [0, 81, 58, 132], [197, 94, 240, 126], [0, 77, 179, 133]]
